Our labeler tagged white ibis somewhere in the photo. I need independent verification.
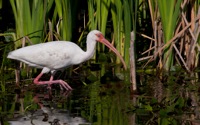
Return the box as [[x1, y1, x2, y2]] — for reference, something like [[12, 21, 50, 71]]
[[7, 30, 127, 90]]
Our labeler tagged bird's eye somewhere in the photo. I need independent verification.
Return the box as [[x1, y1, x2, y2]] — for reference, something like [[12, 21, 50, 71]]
[[96, 34, 101, 38], [96, 34, 104, 39]]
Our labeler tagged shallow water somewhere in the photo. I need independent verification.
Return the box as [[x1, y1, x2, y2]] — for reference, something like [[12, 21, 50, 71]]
[[1, 78, 131, 125], [1, 71, 200, 125]]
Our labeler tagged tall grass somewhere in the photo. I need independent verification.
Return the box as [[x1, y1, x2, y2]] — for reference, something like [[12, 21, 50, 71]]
[[53, 0, 72, 41], [9, 0, 54, 47], [157, 0, 181, 71], [138, 0, 200, 73]]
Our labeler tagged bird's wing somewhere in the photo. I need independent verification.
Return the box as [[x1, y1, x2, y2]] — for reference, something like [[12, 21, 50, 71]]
[[7, 41, 85, 70]]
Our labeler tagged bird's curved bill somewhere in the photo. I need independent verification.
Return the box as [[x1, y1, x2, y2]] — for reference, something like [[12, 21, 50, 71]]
[[99, 38, 127, 70]]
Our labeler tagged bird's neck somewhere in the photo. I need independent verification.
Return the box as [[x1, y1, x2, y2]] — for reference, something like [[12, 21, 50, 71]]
[[84, 40, 97, 61]]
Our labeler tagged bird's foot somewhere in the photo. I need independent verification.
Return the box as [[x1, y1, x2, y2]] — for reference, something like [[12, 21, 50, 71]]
[[57, 80, 73, 91], [34, 79, 73, 91]]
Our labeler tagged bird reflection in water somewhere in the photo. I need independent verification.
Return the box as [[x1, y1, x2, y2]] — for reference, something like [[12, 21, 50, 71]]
[[8, 85, 90, 125]]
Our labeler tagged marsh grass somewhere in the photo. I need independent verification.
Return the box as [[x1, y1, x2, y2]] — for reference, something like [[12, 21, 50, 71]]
[[9, 0, 52, 47], [138, 0, 200, 73]]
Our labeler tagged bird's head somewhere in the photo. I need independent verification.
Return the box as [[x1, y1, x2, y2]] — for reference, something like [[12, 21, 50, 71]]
[[87, 30, 104, 42], [87, 30, 127, 70]]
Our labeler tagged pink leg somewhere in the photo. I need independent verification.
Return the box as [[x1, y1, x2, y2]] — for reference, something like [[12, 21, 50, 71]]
[[33, 95, 43, 108], [33, 73, 72, 90], [47, 76, 53, 90]]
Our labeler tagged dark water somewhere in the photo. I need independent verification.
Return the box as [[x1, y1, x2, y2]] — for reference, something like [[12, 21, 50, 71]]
[[1, 71, 200, 125]]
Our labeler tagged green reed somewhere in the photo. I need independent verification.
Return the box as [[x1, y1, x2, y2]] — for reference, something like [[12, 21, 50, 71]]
[[144, 0, 200, 72], [9, 0, 54, 47], [54, 0, 72, 41], [157, 0, 181, 71]]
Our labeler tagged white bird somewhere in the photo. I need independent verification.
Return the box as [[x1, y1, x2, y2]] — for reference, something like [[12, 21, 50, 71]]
[[7, 30, 127, 90]]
